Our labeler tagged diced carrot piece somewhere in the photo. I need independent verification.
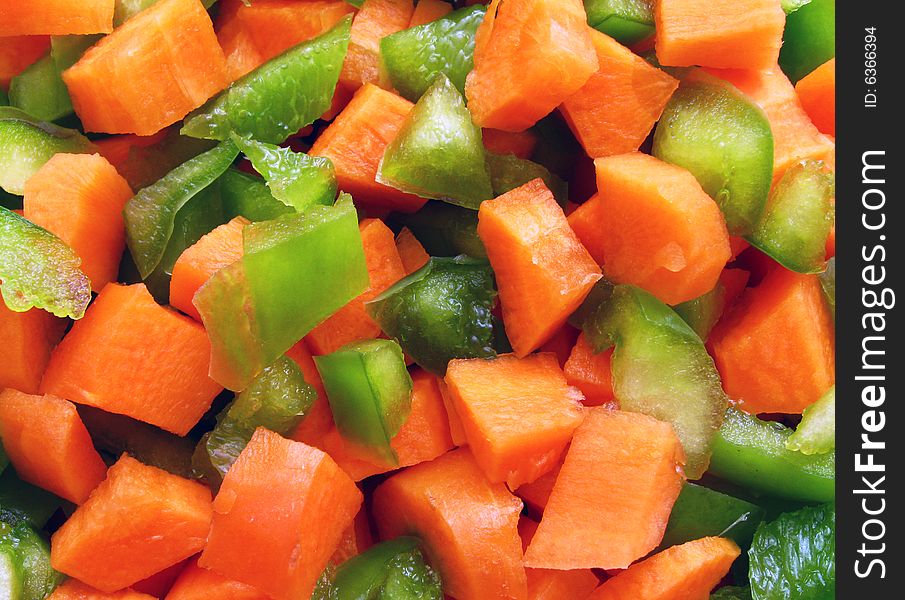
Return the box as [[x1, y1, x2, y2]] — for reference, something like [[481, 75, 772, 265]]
[[515, 460, 562, 517], [373, 448, 527, 600], [170, 216, 249, 321], [796, 58, 835, 136], [51, 455, 212, 592], [586, 537, 740, 600], [132, 560, 187, 599], [477, 178, 602, 356], [93, 131, 169, 171], [465, 0, 598, 131], [41, 283, 223, 436], [519, 517, 601, 600], [306, 219, 406, 354], [524, 409, 686, 570], [0, 1, 114, 36], [310, 84, 426, 212], [482, 128, 539, 160], [563, 333, 615, 407], [199, 428, 362, 600], [285, 340, 336, 446], [23, 153, 134, 291], [709, 267, 834, 414], [62, 0, 229, 135], [409, 0, 453, 26], [560, 30, 678, 158], [339, 0, 414, 90], [0, 389, 106, 504], [444, 353, 585, 488], [0, 35, 50, 89], [321, 83, 354, 122], [330, 508, 374, 564], [566, 193, 605, 264], [654, 0, 785, 70], [48, 579, 157, 600], [826, 223, 835, 259], [436, 378, 468, 447], [165, 558, 269, 600], [0, 298, 67, 394], [537, 325, 579, 369], [395, 227, 430, 274], [719, 268, 751, 315]]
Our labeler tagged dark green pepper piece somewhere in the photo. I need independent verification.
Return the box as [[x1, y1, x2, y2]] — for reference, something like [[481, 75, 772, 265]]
[[400, 202, 486, 259], [584, 0, 654, 46], [485, 151, 568, 207], [0, 469, 64, 529], [330, 537, 442, 600], [660, 482, 765, 550], [779, 0, 834, 83]]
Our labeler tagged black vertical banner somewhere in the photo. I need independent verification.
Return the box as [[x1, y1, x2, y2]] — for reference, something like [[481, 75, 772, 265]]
[[836, 0, 901, 595]]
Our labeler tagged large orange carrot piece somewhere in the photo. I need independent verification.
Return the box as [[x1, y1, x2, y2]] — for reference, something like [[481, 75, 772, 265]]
[[305, 218, 406, 354], [48, 580, 157, 600], [310, 84, 426, 212], [515, 460, 562, 516], [395, 227, 430, 274], [165, 559, 269, 600], [409, 0, 452, 26], [586, 537, 740, 600], [41, 283, 223, 436], [24, 153, 134, 291], [709, 267, 834, 414], [330, 508, 374, 564], [0, 389, 106, 504], [563, 333, 615, 406], [0, 1, 114, 36], [170, 216, 249, 321], [524, 409, 685, 570], [444, 353, 585, 488], [581, 152, 731, 305], [63, 0, 229, 135], [339, 0, 414, 90], [519, 518, 601, 600], [465, 0, 598, 131], [477, 178, 601, 356], [285, 341, 336, 445], [373, 448, 527, 600], [0, 299, 66, 394], [654, 0, 785, 70], [131, 560, 187, 599], [51, 455, 213, 592], [200, 428, 362, 600], [0, 35, 50, 89], [482, 128, 539, 160], [796, 58, 835, 137], [560, 30, 678, 158]]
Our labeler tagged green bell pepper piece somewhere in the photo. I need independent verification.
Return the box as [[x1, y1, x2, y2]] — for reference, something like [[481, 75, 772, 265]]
[[232, 136, 337, 211], [0, 107, 95, 195], [747, 160, 834, 274], [0, 534, 24, 600], [818, 256, 834, 318], [585, 0, 655, 46], [193, 356, 316, 486], [0, 469, 63, 529], [779, 0, 834, 83], [748, 503, 835, 600], [711, 587, 753, 600], [652, 77, 774, 236], [8, 54, 72, 123], [0, 523, 62, 600], [781, 0, 812, 14], [379, 5, 486, 102], [366, 256, 497, 375], [673, 279, 729, 341], [218, 168, 294, 222], [0, 88, 7, 106], [485, 151, 568, 207], [708, 408, 835, 502], [182, 17, 351, 144], [400, 202, 486, 259], [0, 207, 91, 319], [114, 129, 217, 193], [378, 74, 493, 210], [660, 483, 765, 550], [196, 194, 369, 391], [329, 537, 442, 600], [786, 385, 834, 455], [315, 340, 413, 464], [583, 285, 728, 479], [124, 141, 238, 280], [567, 277, 615, 329]]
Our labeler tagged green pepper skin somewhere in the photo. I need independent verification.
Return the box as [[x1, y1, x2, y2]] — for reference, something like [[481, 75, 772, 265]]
[[8, 54, 73, 123], [329, 537, 442, 600], [182, 17, 351, 144], [785, 385, 834, 455], [818, 256, 834, 318], [400, 202, 486, 259], [218, 168, 294, 222], [584, 0, 654, 46], [378, 74, 492, 210], [779, 0, 834, 83], [380, 5, 486, 102], [0, 88, 7, 106], [652, 78, 774, 236], [748, 503, 835, 600], [485, 151, 569, 207], [366, 256, 497, 375], [708, 408, 834, 503], [0, 523, 63, 600], [711, 586, 753, 600], [315, 340, 413, 464], [0, 469, 63, 529], [583, 285, 728, 479], [673, 280, 728, 341], [660, 483, 765, 550]]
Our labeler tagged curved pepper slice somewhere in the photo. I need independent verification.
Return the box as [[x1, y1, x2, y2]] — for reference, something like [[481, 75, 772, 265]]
[[218, 167, 294, 222], [779, 0, 834, 83], [485, 151, 568, 207], [584, 0, 654, 46], [785, 385, 835, 455], [660, 482, 764, 551]]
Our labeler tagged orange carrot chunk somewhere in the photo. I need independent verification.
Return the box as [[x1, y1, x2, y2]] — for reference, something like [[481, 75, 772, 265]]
[[373, 448, 527, 600], [199, 428, 362, 600], [170, 216, 249, 322], [165, 558, 269, 600], [586, 537, 741, 600], [395, 227, 430, 275], [709, 267, 835, 414], [51, 455, 213, 592], [444, 353, 585, 488], [0, 35, 50, 89], [482, 128, 539, 160], [93, 131, 169, 172], [409, 0, 453, 26], [587, 152, 731, 305], [563, 333, 615, 407], [518, 517, 601, 600], [285, 340, 336, 445], [41, 283, 223, 436], [23, 153, 134, 292], [0, 298, 67, 394], [515, 460, 562, 517], [62, 0, 229, 135], [131, 560, 187, 599], [339, 0, 414, 90], [0, 1, 114, 36], [524, 409, 686, 570], [330, 508, 375, 564], [654, 0, 785, 70], [796, 58, 835, 136], [477, 178, 602, 356], [566, 193, 605, 265], [48, 579, 157, 600], [465, 0, 598, 131], [560, 30, 678, 158]]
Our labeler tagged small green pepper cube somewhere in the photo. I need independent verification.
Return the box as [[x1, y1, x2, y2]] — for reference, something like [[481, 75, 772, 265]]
[[327, 536, 442, 600], [584, 0, 655, 46]]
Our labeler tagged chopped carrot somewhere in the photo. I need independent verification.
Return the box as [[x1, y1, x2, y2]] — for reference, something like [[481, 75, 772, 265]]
[[0, 34, 50, 89], [826, 223, 835, 259], [477, 178, 602, 356], [537, 325, 580, 369], [436, 378, 468, 447], [563, 333, 615, 407], [63, 0, 229, 135], [515, 460, 562, 517], [132, 560, 188, 599], [41, 283, 223, 436], [560, 29, 678, 158], [519, 517, 601, 600], [0, 1, 114, 36], [373, 448, 527, 600], [524, 408, 686, 570], [729, 236, 750, 261], [48, 580, 157, 600], [0, 298, 67, 394], [482, 128, 539, 160], [395, 227, 430, 274], [24, 153, 134, 291], [51, 455, 213, 592], [566, 193, 605, 265], [321, 83, 354, 122], [0, 389, 107, 504], [339, 0, 414, 90], [285, 340, 336, 445], [200, 428, 362, 600], [409, 0, 453, 26], [796, 58, 835, 136], [330, 508, 375, 564], [165, 558, 269, 600]]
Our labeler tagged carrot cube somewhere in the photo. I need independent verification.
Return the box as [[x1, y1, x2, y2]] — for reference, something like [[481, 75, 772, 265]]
[[0, 1, 114, 36], [339, 0, 414, 90], [165, 558, 268, 600], [563, 333, 615, 407], [0, 299, 66, 394]]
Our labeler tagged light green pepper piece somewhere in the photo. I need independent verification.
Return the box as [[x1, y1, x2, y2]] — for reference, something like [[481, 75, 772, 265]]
[[584, 0, 654, 46], [786, 385, 834, 455]]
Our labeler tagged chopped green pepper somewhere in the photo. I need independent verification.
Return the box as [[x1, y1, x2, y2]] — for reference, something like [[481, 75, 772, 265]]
[[660, 483, 765, 550], [786, 386, 834, 455], [779, 0, 835, 83], [8, 54, 73, 123], [485, 151, 569, 207], [114, 129, 218, 193], [818, 256, 835, 318], [673, 280, 729, 341], [218, 168, 294, 222], [400, 202, 487, 259], [328, 537, 442, 600], [584, 0, 655, 46], [0, 469, 63, 529], [711, 586, 753, 600], [0, 522, 62, 600]]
